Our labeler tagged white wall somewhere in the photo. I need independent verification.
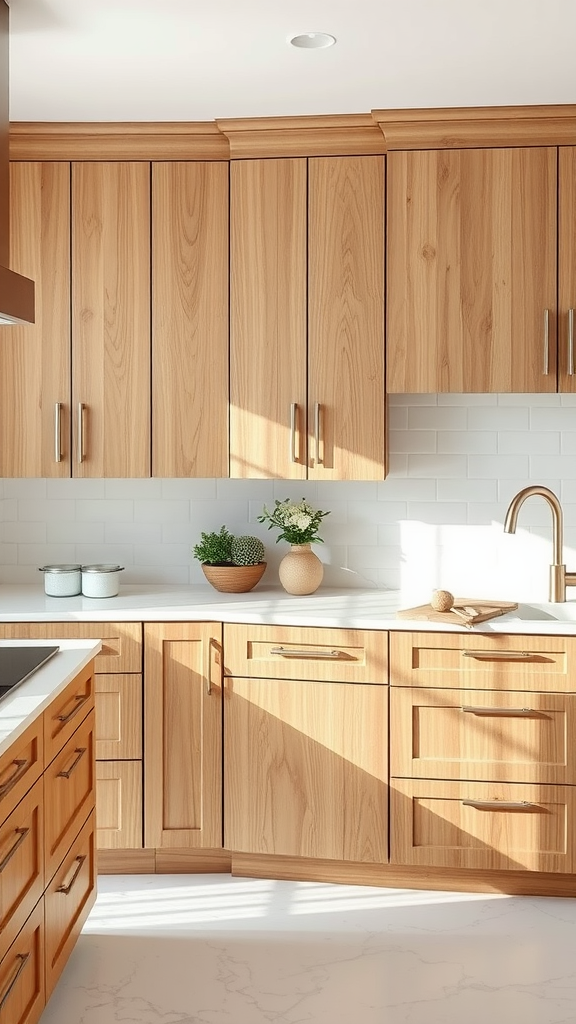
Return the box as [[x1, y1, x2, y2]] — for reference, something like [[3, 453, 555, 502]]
[[2, 393, 576, 605]]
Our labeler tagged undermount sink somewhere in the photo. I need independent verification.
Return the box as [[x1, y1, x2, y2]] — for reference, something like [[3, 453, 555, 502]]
[[501, 602, 576, 623]]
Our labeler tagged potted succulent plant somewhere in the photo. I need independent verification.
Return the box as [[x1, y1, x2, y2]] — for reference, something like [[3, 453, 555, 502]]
[[192, 526, 266, 593]]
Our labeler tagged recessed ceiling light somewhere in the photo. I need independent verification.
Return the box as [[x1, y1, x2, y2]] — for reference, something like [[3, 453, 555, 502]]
[[289, 33, 336, 49]]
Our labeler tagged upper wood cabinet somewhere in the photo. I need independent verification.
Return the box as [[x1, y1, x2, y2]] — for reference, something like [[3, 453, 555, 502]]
[[0, 161, 151, 477], [0, 163, 71, 477], [231, 155, 385, 479], [558, 148, 576, 393], [152, 162, 229, 477], [387, 147, 558, 393], [72, 162, 151, 476]]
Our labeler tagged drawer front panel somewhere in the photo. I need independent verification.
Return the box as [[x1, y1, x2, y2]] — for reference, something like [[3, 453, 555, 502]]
[[0, 782, 43, 964], [95, 761, 142, 850], [44, 711, 95, 881], [224, 624, 388, 683], [45, 811, 96, 999], [0, 898, 44, 1024], [391, 687, 576, 784], [390, 632, 575, 692], [0, 719, 43, 826], [391, 778, 576, 873], [0, 622, 142, 674], [44, 664, 94, 766], [95, 675, 142, 759]]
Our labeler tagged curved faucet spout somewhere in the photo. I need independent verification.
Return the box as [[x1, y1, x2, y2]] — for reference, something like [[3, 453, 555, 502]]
[[503, 485, 563, 567]]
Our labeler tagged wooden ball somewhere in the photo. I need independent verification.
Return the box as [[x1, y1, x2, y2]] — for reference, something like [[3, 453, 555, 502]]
[[431, 589, 454, 612]]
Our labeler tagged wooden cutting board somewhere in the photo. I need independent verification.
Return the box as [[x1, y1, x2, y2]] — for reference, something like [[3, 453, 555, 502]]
[[397, 599, 518, 626]]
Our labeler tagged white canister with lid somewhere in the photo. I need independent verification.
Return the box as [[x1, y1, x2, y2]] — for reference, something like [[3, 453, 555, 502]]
[[39, 564, 82, 597], [81, 564, 124, 598]]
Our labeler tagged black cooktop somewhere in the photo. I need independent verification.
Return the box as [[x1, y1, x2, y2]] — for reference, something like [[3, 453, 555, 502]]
[[0, 646, 60, 703]]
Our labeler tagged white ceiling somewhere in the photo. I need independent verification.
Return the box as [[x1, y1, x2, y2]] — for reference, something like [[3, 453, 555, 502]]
[[7, 0, 576, 123]]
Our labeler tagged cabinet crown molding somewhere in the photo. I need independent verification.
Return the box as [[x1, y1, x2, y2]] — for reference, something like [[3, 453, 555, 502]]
[[372, 103, 576, 150], [10, 105, 576, 160]]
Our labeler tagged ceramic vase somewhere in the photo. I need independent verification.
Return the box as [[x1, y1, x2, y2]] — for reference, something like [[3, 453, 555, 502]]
[[278, 544, 323, 595]]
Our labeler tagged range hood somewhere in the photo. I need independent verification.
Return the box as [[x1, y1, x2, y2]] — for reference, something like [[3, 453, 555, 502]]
[[0, 0, 34, 325]]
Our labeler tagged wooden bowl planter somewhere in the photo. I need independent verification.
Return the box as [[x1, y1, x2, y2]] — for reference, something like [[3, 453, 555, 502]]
[[201, 562, 267, 593]]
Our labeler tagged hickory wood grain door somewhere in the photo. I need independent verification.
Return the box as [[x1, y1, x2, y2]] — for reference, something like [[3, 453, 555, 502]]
[[0, 162, 71, 476], [559, 147, 576, 393], [144, 623, 223, 850], [387, 147, 557, 393], [224, 677, 388, 863], [230, 155, 385, 480], [72, 162, 151, 476], [152, 162, 229, 476]]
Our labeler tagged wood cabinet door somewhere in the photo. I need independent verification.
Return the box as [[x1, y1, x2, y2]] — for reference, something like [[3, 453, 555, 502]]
[[72, 162, 151, 477], [0, 898, 44, 1024], [0, 162, 71, 477], [387, 147, 557, 393], [43, 711, 95, 882], [558, 147, 576, 392], [95, 761, 142, 850], [152, 162, 229, 477], [230, 158, 307, 479], [224, 677, 388, 863], [308, 156, 385, 480], [144, 623, 222, 850]]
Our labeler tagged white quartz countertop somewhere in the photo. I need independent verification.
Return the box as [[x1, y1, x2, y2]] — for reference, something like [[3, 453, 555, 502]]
[[0, 584, 574, 635], [0, 639, 101, 756]]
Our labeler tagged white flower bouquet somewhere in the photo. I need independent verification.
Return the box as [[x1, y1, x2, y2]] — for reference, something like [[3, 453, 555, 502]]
[[257, 498, 330, 545]]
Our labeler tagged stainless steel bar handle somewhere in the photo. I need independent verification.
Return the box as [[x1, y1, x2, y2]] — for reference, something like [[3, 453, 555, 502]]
[[0, 954, 30, 1011], [314, 402, 322, 465], [462, 650, 532, 660], [569, 309, 575, 376], [543, 308, 550, 375], [54, 402, 63, 463], [204, 637, 212, 697], [461, 800, 534, 810], [290, 403, 298, 463], [0, 828, 29, 874], [270, 646, 340, 659], [77, 403, 85, 463], [57, 747, 86, 780], [462, 705, 534, 716], [56, 855, 86, 895]]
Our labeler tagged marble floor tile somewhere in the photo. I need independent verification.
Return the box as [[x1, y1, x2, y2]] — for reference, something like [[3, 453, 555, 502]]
[[39, 873, 576, 1023]]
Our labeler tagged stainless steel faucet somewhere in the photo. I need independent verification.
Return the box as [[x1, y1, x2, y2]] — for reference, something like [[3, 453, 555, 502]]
[[503, 485, 576, 602]]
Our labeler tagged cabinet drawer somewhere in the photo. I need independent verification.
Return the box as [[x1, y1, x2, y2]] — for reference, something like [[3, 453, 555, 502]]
[[0, 719, 43, 826], [0, 898, 44, 1024], [391, 687, 576, 784], [95, 675, 142, 759], [44, 663, 94, 766], [391, 778, 576, 873], [44, 711, 95, 881], [0, 781, 43, 964], [0, 622, 142, 674], [390, 632, 576, 692], [45, 811, 96, 1000], [224, 624, 387, 683], [95, 761, 142, 850]]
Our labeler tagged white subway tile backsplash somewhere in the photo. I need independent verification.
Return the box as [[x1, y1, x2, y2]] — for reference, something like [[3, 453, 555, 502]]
[[0, 394, 574, 594], [408, 407, 467, 430], [76, 500, 134, 522], [437, 431, 498, 454], [499, 431, 560, 455]]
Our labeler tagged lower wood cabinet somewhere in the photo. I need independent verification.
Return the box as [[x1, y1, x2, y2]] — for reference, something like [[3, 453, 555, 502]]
[[95, 761, 142, 850], [144, 623, 223, 850], [44, 811, 96, 999], [390, 778, 576, 873], [224, 676, 388, 863], [0, 897, 44, 1024]]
